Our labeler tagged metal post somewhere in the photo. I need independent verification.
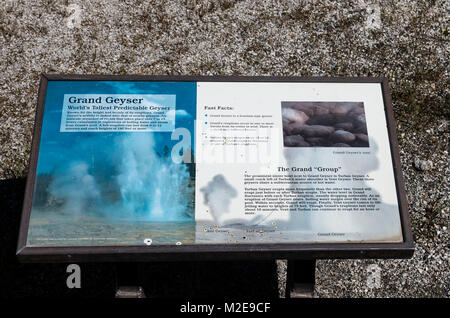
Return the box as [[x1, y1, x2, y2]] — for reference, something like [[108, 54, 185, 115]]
[[286, 260, 316, 298], [115, 263, 146, 298]]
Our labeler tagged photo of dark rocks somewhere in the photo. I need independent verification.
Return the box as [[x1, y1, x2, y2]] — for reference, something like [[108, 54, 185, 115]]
[[282, 101, 369, 147]]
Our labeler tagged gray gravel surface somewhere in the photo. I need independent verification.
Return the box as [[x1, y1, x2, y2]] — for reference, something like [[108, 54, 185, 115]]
[[0, 0, 448, 298]]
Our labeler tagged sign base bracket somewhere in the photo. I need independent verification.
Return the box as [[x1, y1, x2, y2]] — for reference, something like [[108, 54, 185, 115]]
[[286, 260, 316, 298]]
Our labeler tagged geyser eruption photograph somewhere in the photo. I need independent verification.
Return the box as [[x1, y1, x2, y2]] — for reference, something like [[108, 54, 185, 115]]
[[27, 80, 197, 246]]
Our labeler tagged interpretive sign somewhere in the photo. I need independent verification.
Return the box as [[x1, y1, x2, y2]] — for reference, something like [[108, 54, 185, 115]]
[[17, 75, 413, 262]]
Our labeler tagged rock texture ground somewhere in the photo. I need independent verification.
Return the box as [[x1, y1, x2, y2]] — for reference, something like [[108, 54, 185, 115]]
[[0, 0, 448, 297]]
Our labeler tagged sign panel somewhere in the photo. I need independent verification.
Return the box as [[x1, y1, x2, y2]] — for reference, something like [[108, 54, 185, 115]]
[[17, 75, 413, 261]]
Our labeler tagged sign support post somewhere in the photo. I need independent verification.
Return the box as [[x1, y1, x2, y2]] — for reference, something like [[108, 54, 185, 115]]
[[286, 260, 316, 298], [115, 263, 146, 298]]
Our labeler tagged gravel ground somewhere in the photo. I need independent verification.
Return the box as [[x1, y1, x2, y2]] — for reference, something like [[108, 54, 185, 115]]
[[0, 0, 448, 298]]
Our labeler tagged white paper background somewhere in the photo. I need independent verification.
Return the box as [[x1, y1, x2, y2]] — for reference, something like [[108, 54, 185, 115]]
[[195, 82, 402, 243]]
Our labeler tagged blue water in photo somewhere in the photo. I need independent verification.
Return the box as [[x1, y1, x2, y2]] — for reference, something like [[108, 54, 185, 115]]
[[27, 81, 197, 246]]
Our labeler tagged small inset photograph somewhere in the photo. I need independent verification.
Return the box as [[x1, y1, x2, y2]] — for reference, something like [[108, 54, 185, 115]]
[[281, 101, 369, 147]]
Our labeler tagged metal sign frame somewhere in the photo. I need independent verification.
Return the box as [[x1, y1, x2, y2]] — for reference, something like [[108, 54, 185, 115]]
[[16, 74, 414, 262]]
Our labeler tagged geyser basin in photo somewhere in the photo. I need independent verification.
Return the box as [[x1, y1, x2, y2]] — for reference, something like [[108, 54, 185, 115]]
[[17, 75, 413, 262]]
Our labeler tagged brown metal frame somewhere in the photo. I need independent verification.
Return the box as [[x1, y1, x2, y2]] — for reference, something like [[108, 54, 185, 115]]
[[16, 74, 414, 262]]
